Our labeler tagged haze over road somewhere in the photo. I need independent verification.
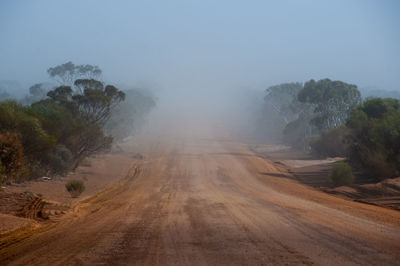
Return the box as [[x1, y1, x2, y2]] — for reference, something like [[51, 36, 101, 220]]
[[1, 109, 400, 266]]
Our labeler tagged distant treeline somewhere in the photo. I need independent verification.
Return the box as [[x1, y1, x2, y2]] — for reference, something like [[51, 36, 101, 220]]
[[262, 79, 400, 182], [0, 62, 155, 185]]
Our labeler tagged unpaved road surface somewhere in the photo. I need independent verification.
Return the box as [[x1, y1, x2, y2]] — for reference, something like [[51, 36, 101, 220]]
[[0, 120, 399, 265]]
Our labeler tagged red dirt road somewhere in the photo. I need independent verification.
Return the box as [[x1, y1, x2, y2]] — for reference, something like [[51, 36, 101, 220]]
[[0, 122, 399, 265]]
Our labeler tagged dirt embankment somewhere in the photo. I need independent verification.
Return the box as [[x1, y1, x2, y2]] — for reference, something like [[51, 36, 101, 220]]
[[251, 143, 400, 210], [0, 149, 138, 239]]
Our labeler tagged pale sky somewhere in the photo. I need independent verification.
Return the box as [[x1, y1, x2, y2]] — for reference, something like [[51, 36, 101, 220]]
[[0, 0, 399, 93]]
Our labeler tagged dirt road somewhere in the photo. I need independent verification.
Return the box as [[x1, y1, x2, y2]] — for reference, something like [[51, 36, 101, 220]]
[[1, 120, 400, 265]]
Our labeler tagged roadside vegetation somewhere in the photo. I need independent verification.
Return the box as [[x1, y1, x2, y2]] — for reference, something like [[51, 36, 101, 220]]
[[65, 180, 85, 198], [329, 161, 354, 187], [0, 62, 155, 185], [262, 78, 400, 183]]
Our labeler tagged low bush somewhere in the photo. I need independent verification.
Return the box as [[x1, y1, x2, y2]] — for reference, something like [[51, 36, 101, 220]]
[[310, 126, 349, 157], [65, 180, 85, 198], [329, 161, 354, 187], [0, 132, 24, 184]]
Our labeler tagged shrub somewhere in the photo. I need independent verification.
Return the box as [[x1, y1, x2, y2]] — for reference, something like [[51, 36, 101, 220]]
[[347, 98, 400, 180], [0, 100, 56, 159], [0, 132, 24, 184], [65, 180, 85, 198], [329, 161, 354, 187], [310, 126, 349, 157], [42, 144, 73, 175]]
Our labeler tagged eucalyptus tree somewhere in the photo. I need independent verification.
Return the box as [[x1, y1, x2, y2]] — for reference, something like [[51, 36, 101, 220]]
[[47, 61, 102, 86], [264, 82, 304, 124], [298, 79, 361, 131], [46, 79, 125, 168]]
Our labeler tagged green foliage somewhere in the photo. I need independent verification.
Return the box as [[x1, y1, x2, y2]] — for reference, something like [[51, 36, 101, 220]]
[[65, 180, 85, 198], [310, 126, 349, 157], [0, 82, 122, 182], [0, 63, 154, 184], [21, 161, 47, 182], [44, 79, 125, 169], [304, 96, 399, 181], [298, 79, 361, 131], [264, 79, 362, 151], [329, 161, 354, 187], [42, 144, 74, 175], [0, 101, 56, 159], [347, 98, 400, 180], [263, 82, 317, 146], [0, 132, 24, 184], [72, 79, 125, 126], [30, 99, 78, 141]]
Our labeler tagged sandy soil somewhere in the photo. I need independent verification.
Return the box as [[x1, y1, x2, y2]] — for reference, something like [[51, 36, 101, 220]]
[[0, 122, 399, 266], [0, 214, 38, 237], [4, 153, 135, 204], [0, 148, 138, 238], [252, 144, 400, 210]]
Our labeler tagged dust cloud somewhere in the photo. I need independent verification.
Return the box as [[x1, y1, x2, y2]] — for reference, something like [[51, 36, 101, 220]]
[[0, 1, 399, 141]]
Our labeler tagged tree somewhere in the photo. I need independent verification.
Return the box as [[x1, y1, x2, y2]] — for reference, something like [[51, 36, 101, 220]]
[[72, 79, 125, 126], [0, 63, 129, 182], [347, 98, 400, 180], [263, 82, 316, 145], [0, 100, 56, 160], [29, 83, 46, 97], [29, 99, 81, 148], [71, 124, 112, 169], [45, 80, 125, 168], [42, 144, 73, 175], [309, 126, 349, 157], [105, 89, 156, 140], [298, 79, 361, 131], [21, 83, 55, 105], [0, 132, 24, 184], [264, 82, 305, 124], [47, 62, 102, 85]]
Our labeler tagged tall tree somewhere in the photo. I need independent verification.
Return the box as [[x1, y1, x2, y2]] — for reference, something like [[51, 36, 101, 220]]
[[298, 79, 361, 131], [47, 62, 102, 86], [264, 82, 304, 123], [46, 79, 125, 168], [72, 79, 125, 126]]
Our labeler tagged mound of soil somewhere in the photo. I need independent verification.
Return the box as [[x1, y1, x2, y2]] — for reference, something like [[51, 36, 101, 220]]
[[0, 190, 44, 219], [251, 143, 400, 211], [0, 214, 37, 238], [5, 154, 133, 204], [323, 177, 400, 210]]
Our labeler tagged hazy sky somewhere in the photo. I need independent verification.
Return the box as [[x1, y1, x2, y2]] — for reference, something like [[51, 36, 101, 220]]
[[0, 0, 399, 92]]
